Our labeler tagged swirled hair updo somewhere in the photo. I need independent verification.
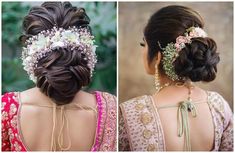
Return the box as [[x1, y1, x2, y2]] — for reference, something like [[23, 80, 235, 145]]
[[20, 2, 92, 105], [144, 5, 220, 82]]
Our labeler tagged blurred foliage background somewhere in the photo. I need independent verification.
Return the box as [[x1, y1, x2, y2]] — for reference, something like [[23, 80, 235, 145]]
[[2, 2, 117, 95]]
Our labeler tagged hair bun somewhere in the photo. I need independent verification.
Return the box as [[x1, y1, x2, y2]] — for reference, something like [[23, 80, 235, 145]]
[[174, 37, 220, 82], [34, 49, 91, 105], [69, 65, 90, 86], [21, 2, 93, 105]]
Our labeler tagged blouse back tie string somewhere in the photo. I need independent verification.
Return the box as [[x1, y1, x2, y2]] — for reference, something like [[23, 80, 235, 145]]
[[50, 103, 57, 151], [158, 101, 206, 151], [21, 102, 97, 151], [177, 100, 197, 151], [57, 106, 71, 151]]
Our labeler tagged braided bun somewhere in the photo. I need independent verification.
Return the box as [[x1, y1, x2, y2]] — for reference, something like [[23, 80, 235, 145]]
[[174, 37, 219, 82]]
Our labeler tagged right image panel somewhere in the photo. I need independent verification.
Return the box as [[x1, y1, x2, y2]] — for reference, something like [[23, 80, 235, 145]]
[[118, 2, 233, 151]]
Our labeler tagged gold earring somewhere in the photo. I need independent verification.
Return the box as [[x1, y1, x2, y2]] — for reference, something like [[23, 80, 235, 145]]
[[155, 64, 161, 92]]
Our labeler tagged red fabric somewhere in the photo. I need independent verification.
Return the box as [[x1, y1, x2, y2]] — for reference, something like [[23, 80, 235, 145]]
[[2, 92, 27, 151]]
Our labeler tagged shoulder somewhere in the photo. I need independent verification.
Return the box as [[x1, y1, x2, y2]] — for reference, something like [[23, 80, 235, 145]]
[[2, 92, 19, 122], [2, 92, 19, 110], [95, 91, 116, 116], [97, 91, 116, 99], [119, 95, 152, 122], [19, 87, 50, 105], [2, 92, 18, 102], [120, 95, 150, 110], [96, 91, 117, 105], [207, 91, 231, 111], [207, 91, 232, 124]]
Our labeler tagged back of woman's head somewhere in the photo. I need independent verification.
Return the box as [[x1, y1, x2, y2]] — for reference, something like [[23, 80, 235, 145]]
[[21, 2, 92, 105], [144, 5, 220, 82]]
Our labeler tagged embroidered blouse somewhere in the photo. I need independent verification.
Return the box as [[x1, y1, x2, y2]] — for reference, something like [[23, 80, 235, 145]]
[[2, 91, 117, 151], [119, 91, 233, 151]]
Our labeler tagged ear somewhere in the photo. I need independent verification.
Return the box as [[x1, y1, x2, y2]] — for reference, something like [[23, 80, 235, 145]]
[[156, 51, 162, 66], [149, 51, 162, 74]]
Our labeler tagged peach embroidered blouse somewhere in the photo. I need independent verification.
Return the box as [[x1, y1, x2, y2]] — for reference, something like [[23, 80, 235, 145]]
[[2, 91, 117, 151], [119, 91, 233, 151]]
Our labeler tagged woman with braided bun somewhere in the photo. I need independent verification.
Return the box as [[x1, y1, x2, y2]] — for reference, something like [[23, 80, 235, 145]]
[[2, 2, 116, 151], [119, 5, 233, 151]]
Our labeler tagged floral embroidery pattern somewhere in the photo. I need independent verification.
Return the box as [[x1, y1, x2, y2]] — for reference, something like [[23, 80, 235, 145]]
[[2, 102, 6, 110], [9, 103, 17, 117], [10, 115, 17, 129], [1, 92, 27, 151], [2, 111, 8, 121], [13, 141, 22, 151]]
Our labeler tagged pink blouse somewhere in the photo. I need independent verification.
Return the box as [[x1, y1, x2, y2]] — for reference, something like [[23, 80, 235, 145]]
[[2, 91, 117, 151]]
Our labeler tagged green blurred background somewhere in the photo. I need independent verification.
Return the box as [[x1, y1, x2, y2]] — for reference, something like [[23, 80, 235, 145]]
[[2, 2, 116, 95]]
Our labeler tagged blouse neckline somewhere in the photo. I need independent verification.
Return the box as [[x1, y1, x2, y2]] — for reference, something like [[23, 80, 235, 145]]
[[15, 91, 102, 151], [147, 91, 215, 151]]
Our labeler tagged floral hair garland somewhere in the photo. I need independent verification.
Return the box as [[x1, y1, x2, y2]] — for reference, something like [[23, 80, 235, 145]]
[[159, 27, 207, 81], [22, 26, 97, 83]]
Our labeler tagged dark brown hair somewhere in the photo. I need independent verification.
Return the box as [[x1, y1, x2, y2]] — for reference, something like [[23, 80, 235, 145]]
[[20, 2, 92, 105], [144, 5, 220, 82]]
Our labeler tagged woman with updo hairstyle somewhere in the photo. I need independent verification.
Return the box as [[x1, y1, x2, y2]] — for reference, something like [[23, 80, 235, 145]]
[[119, 5, 233, 151], [2, 2, 116, 151]]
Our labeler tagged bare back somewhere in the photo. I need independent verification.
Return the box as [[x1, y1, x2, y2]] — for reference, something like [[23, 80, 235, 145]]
[[153, 86, 214, 151], [19, 87, 97, 151]]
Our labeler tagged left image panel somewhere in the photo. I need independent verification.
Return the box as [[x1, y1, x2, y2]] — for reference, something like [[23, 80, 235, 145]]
[[2, 1, 117, 151]]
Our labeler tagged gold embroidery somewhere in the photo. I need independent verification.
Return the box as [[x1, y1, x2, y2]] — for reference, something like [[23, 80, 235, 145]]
[[13, 141, 22, 151], [102, 143, 110, 151], [2, 102, 6, 110], [135, 103, 144, 110], [11, 115, 17, 129], [143, 129, 152, 139], [9, 103, 17, 117], [2, 111, 8, 121], [140, 112, 153, 125], [8, 128, 14, 141], [219, 102, 224, 113], [147, 144, 156, 151]]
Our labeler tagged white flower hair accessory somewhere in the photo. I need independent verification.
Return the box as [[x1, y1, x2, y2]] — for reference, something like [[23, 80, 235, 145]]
[[159, 27, 207, 81], [22, 26, 97, 83]]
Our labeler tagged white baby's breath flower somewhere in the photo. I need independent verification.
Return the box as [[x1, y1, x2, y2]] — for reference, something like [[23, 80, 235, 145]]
[[80, 35, 94, 45], [29, 35, 50, 55], [22, 27, 96, 83], [36, 34, 50, 47], [50, 41, 65, 49], [25, 56, 32, 62], [61, 30, 78, 42], [28, 44, 38, 55], [92, 45, 97, 53], [51, 31, 61, 42]]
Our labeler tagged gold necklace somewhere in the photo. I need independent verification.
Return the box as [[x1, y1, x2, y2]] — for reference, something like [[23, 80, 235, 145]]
[[156, 82, 173, 93], [156, 81, 194, 93]]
